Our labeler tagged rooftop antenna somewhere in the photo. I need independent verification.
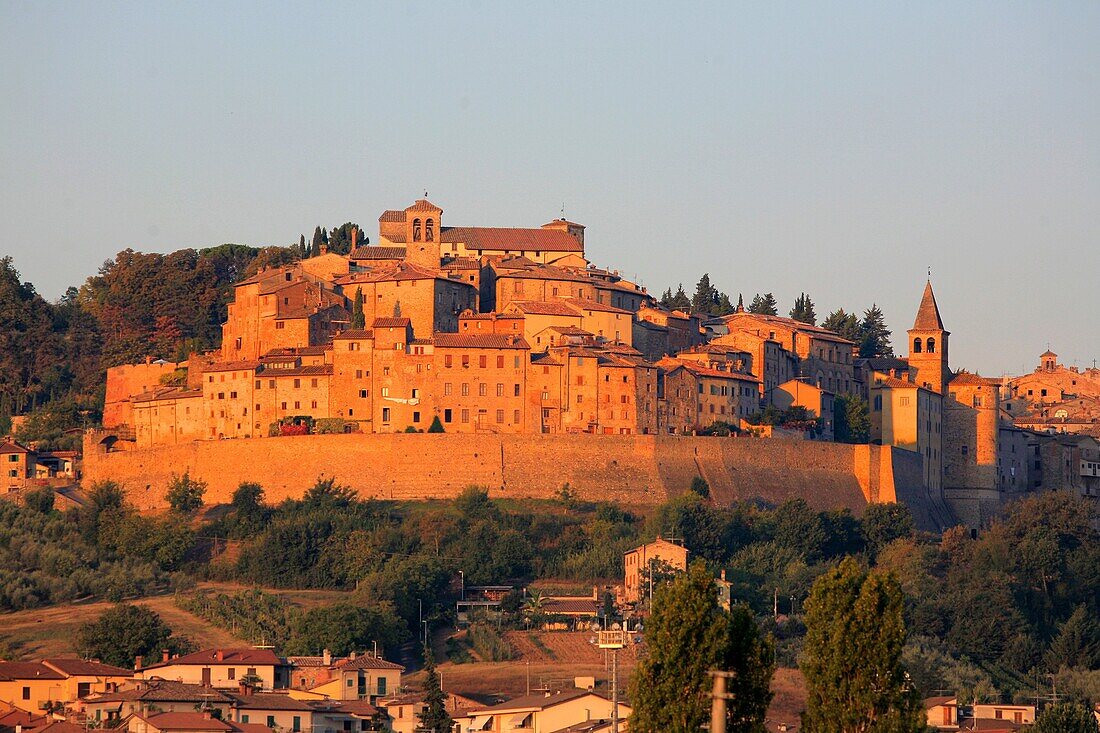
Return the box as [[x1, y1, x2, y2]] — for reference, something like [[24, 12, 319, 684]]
[[561, 202, 566, 219], [927, 266, 932, 280]]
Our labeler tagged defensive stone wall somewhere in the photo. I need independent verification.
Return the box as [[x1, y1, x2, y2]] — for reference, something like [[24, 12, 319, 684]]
[[82, 432, 946, 528]]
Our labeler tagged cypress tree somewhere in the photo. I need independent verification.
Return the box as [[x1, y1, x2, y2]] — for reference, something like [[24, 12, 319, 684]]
[[790, 293, 817, 325], [351, 288, 365, 329], [748, 293, 778, 315], [418, 642, 452, 733], [858, 305, 894, 357]]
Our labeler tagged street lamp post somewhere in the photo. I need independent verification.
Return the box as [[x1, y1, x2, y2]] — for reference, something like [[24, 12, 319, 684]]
[[597, 629, 626, 733]]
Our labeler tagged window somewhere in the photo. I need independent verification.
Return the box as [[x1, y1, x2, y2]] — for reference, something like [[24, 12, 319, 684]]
[[311, 378, 318, 388], [900, 396, 909, 406], [382, 387, 389, 397], [461, 383, 469, 396], [293, 379, 301, 388], [425, 218, 434, 242], [444, 383, 452, 396], [479, 383, 487, 397], [514, 409, 520, 423], [276, 321, 285, 330], [293, 717, 301, 732], [268, 717, 276, 728], [255, 380, 261, 389], [413, 411, 420, 423], [22, 687, 30, 700], [294, 401, 300, 409], [514, 384, 521, 397], [479, 355, 487, 368], [445, 355, 453, 368], [412, 218, 422, 241], [496, 383, 504, 397], [461, 409, 470, 423], [962, 445, 969, 455], [377, 678, 387, 695], [496, 409, 504, 423], [359, 389, 368, 398], [444, 409, 453, 423], [382, 407, 391, 422], [230, 391, 237, 399], [228, 668, 236, 680], [926, 337, 936, 353]]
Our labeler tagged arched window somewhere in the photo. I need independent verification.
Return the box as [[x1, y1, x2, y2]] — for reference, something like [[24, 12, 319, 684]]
[[425, 218, 434, 242], [412, 219, 422, 242], [913, 338, 922, 354], [927, 337, 936, 353]]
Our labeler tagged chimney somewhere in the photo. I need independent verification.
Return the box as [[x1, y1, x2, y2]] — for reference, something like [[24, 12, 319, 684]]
[[322, 649, 332, 666], [135, 656, 143, 671], [351, 228, 359, 250], [349, 652, 357, 661], [215, 650, 225, 662], [162, 650, 170, 663], [203, 711, 212, 720], [320, 244, 328, 255]]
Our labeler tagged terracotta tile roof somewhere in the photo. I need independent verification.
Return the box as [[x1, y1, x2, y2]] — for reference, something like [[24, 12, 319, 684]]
[[469, 689, 595, 714], [493, 256, 540, 269], [0, 662, 65, 681], [912, 280, 946, 331], [36, 722, 89, 733], [332, 655, 405, 672], [135, 712, 233, 731], [542, 219, 585, 229], [42, 658, 134, 677], [443, 257, 481, 270], [131, 388, 202, 404], [563, 298, 632, 315], [336, 262, 455, 285], [333, 329, 375, 340], [380, 232, 407, 243], [542, 598, 598, 615], [874, 376, 921, 390], [676, 360, 760, 382], [0, 708, 47, 728], [350, 246, 407, 260], [441, 227, 584, 253], [405, 199, 442, 212], [531, 353, 563, 367], [229, 694, 316, 711], [372, 317, 411, 328], [723, 312, 856, 344], [262, 346, 328, 357], [1040, 349, 1057, 358], [509, 301, 582, 317], [378, 210, 406, 223], [204, 360, 262, 373], [264, 364, 333, 377], [433, 334, 530, 350], [0, 439, 33, 455], [545, 326, 592, 336], [497, 265, 589, 283], [319, 699, 381, 717], [141, 648, 281, 670], [949, 371, 999, 387], [87, 680, 234, 704]]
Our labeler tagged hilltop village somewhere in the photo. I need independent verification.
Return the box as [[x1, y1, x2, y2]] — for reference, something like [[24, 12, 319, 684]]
[[32, 198, 1086, 527]]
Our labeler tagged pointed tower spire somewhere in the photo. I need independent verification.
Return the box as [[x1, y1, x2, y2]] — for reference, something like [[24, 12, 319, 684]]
[[913, 280, 945, 330], [735, 293, 745, 313]]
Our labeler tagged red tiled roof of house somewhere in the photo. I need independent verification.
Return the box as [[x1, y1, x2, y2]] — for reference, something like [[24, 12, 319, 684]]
[[372, 317, 411, 329], [468, 689, 596, 715], [405, 199, 442, 212], [131, 387, 202, 404], [141, 648, 281, 670], [336, 262, 458, 285], [542, 598, 598, 615], [86, 679, 235, 704], [264, 364, 333, 377], [0, 662, 66, 681], [262, 346, 328, 357], [229, 694, 316, 711], [675, 360, 760, 382], [135, 712, 233, 732], [441, 227, 584, 253], [722, 311, 856, 344], [564, 298, 632, 315], [35, 722, 89, 733], [378, 210, 406, 223], [333, 329, 374, 340], [949, 371, 1000, 387], [433, 334, 531, 350], [319, 699, 381, 717], [332, 655, 405, 672], [875, 376, 921, 390], [509, 301, 582, 317], [204, 360, 262, 373], [42, 658, 134, 677], [542, 219, 585, 229], [443, 257, 481, 270], [350, 246, 407, 260], [0, 439, 33, 455]]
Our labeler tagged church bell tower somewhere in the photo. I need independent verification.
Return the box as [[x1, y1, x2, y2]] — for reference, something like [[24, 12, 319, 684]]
[[907, 280, 949, 394]]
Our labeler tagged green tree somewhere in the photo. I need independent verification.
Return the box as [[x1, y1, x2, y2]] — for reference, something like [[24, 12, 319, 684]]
[[287, 603, 405, 657], [1033, 703, 1100, 733], [772, 498, 828, 563], [427, 416, 445, 433], [418, 641, 453, 733], [801, 558, 923, 733], [23, 487, 55, 514], [834, 394, 870, 444], [861, 504, 915, 556], [689, 476, 710, 498], [692, 274, 717, 315], [166, 471, 206, 514], [76, 604, 193, 668], [669, 284, 691, 311], [790, 293, 817, 325], [859, 305, 894, 358], [822, 309, 862, 343], [351, 288, 366, 329], [749, 293, 778, 316], [302, 476, 356, 508], [1046, 605, 1100, 671], [630, 562, 774, 733]]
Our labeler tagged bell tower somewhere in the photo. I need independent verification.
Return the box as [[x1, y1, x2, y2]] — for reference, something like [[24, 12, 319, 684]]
[[907, 280, 949, 394], [404, 197, 443, 268]]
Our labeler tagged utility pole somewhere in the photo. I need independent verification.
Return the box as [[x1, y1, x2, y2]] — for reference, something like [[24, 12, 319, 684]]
[[597, 630, 626, 733], [708, 670, 735, 733]]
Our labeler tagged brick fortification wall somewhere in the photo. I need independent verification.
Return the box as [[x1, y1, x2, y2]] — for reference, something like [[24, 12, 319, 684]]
[[82, 433, 945, 529]]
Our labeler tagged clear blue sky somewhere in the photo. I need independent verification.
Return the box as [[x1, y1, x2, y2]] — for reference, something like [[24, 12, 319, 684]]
[[2, 1, 1097, 376]]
